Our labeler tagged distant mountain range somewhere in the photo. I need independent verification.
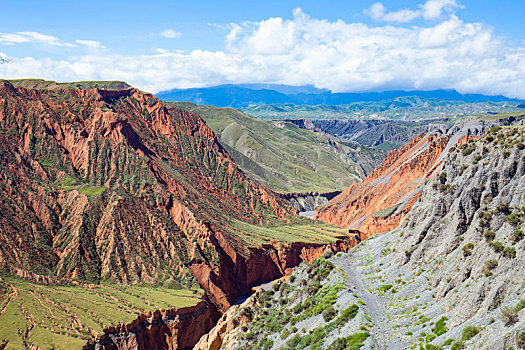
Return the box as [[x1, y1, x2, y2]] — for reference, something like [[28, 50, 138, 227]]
[[156, 84, 523, 108]]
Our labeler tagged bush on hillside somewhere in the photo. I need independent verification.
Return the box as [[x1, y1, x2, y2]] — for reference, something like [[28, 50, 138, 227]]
[[461, 325, 481, 341], [501, 306, 518, 326]]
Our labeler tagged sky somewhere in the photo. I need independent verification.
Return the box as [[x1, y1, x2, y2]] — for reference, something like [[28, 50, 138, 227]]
[[1, 0, 524, 97]]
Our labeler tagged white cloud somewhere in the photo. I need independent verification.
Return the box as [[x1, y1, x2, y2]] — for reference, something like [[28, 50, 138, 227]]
[[365, 3, 420, 23], [365, 0, 463, 23], [159, 29, 181, 39], [0, 8, 524, 99], [0, 31, 75, 47], [75, 39, 105, 50]]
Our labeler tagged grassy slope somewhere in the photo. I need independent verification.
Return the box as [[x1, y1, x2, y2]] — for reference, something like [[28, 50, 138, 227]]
[[230, 220, 350, 247], [0, 275, 201, 350], [169, 102, 382, 193]]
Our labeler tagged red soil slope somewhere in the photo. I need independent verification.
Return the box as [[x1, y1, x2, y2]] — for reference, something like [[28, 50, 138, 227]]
[[315, 133, 454, 237]]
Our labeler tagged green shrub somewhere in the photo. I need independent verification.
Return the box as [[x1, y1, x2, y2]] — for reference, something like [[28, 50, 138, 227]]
[[327, 331, 369, 350], [512, 229, 524, 243], [378, 284, 393, 292], [502, 246, 516, 258], [485, 259, 498, 270], [490, 241, 504, 253], [425, 344, 442, 350], [425, 333, 437, 343], [281, 329, 291, 339], [286, 334, 302, 347], [336, 304, 359, 325], [503, 150, 511, 158], [461, 325, 481, 341], [462, 243, 474, 257], [515, 299, 525, 313], [443, 339, 454, 346], [451, 341, 465, 350], [322, 305, 338, 322], [432, 316, 448, 336], [496, 202, 509, 212], [462, 146, 476, 156], [483, 230, 496, 241], [505, 213, 523, 226], [501, 306, 518, 325], [262, 340, 273, 349]]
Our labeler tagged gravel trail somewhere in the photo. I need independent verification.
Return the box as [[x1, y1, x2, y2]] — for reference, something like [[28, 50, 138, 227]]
[[332, 255, 409, 350]]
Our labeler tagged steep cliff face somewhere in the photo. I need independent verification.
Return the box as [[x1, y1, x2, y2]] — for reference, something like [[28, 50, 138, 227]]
[[284, 118, 451, 150], [314, 118, 505, 237], [364, 125, 525, 349], [315, 133, 451, 236], [84, 300, 221, 350]]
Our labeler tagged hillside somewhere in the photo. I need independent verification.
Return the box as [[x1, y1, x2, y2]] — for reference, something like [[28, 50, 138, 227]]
[[315, 116, 524, 238], [0, 81, 355, 349], [168, 102, 383, 194], [7, 79, 132, 90], [196, 123, 525, 350], [286, 118, 451, 151]]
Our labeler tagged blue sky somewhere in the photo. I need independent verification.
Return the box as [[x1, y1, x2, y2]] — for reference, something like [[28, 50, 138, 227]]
[[1, 0, 524, 97]]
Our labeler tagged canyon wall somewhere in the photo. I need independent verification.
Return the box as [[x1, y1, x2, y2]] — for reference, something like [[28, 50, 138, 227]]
[[314, 118, 514, 237], [84, 300, 220, 350]]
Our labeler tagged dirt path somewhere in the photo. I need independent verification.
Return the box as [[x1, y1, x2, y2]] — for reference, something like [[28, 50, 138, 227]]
[[333, 255, 409, 350]]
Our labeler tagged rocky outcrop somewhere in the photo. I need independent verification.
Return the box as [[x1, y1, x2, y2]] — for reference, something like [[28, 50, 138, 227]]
[[193, 293, 258, 350], [0, 80, 296, 287], [85, 300, 221, 350]]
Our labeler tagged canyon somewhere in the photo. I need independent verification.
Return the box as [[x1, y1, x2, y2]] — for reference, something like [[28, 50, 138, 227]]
[[0, 81, 357, 349]]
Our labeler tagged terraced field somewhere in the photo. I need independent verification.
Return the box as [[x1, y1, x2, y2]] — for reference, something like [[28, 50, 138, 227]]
[[0, 275, 202, 350]]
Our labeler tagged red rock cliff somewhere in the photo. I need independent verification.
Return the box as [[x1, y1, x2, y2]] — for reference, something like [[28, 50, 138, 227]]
[[84, 300, 220, 350], [315, 133, 452, 237]]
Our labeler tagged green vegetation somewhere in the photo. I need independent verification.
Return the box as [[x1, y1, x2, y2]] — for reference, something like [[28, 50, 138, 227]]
[[461, 325, 481, 341], [378, 284, 394, 292], [8, 79, 131, 90], [501, 306, 518, 325], [372, 204, 400, 218], [0, 275, 201, 350], [515, 299, 525, 313], [169, 102, 382, 193], [231, 219, 349, 246], [431, 316, 448, 336], [242, 100, 522, 122], [327, 331, 369, 350]]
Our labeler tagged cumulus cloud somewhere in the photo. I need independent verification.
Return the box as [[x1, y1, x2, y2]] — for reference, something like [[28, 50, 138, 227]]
[[0, 8, 524, 98], [0, 31, 75, 47], [159, 29, 182, 39], [365, 0, 463, 23]]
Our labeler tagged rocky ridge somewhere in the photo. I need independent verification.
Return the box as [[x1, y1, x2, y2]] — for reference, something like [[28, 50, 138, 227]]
[[314, 117, 521, 238]]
